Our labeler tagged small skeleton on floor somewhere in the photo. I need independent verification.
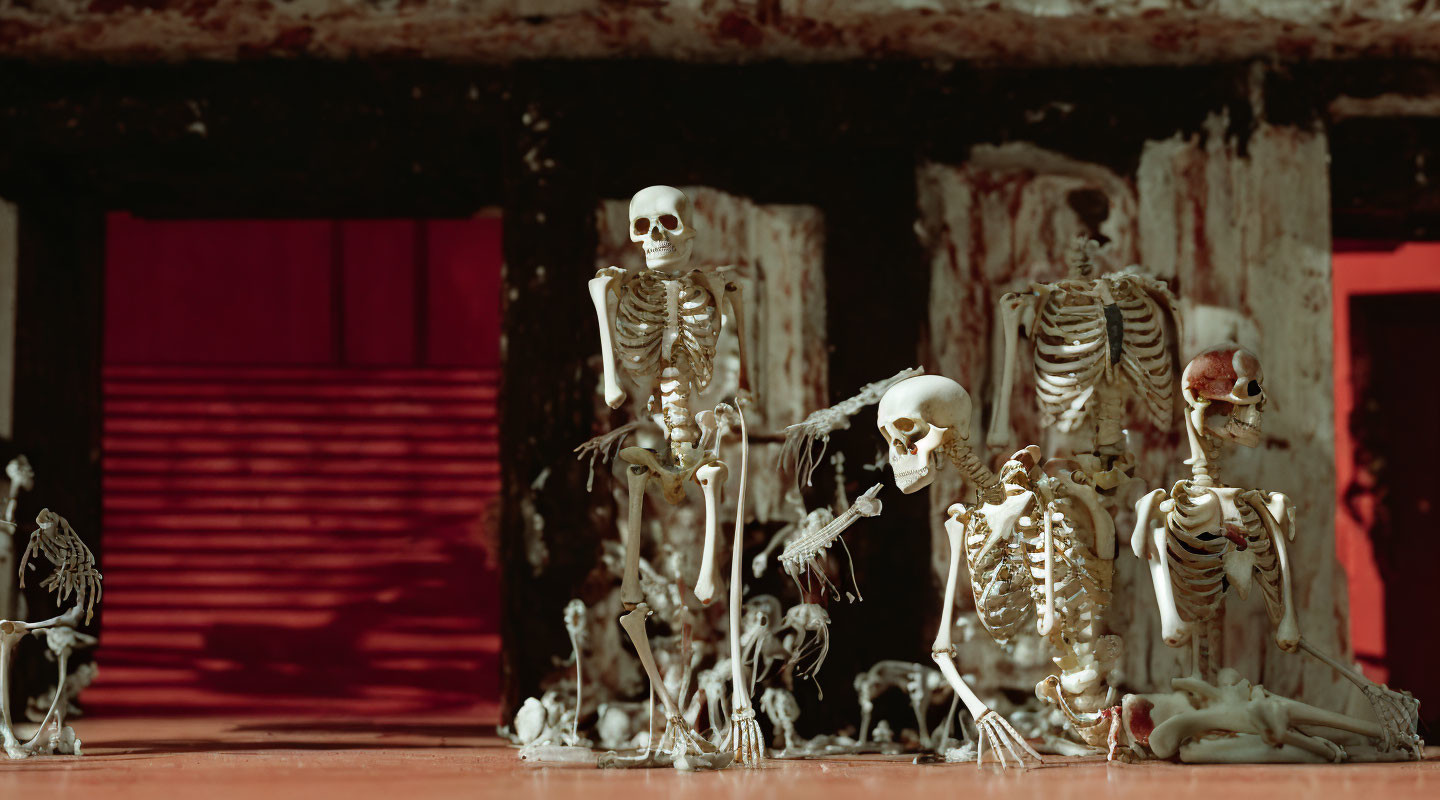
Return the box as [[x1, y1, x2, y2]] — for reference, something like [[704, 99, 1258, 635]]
[[589, 186, 757, 769], [0, 510, 102, 759], [875, 375, 1045, 768], [853, 660, 959, 753], [517, 600, 596, 762], [988, 238, 1181, 505], [1132, 345, 1422, 760]]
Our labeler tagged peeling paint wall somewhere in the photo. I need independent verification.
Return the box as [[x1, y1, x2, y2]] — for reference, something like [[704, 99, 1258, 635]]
[[916, 119, 1354, 713], [3, 1, 1440, 64]]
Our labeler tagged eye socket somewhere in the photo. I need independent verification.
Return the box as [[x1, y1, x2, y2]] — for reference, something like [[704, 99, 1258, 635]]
[[633, 218, 650, 235], [658, 214, 680, 231], [894, 419, 914, 432], [1246, 380, 1261, 397]]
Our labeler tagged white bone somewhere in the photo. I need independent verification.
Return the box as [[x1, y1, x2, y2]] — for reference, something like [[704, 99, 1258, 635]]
[[986, 291, 1030, 449], [628, 186, 695, 273], [692, 462, 728, 605], [881, 374, 1122, 754], [619, 466, 648, 609], [876, 375, 973, 495], [777, 483, 883, 596], [589, 268, 627, 409]]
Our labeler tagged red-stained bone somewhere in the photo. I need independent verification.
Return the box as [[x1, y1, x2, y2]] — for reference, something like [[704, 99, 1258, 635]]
[[1183, 346, 1240, 400], [1223, 524, 1249, 551], [1124, 696, 1156, 747]]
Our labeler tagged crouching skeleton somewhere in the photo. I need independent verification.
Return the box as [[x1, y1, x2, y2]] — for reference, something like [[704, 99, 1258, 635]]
[[988, 240, 1180, 505], [588, 186, 761, 768], [1129, 345, 1422, 760], [878, 374, 1120, 765]]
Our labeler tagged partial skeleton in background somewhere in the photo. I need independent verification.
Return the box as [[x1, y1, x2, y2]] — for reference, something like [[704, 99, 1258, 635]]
[[853, 660, 959, 753], [1130, 345, 1422, 761], [988, 239, 1181, 506]]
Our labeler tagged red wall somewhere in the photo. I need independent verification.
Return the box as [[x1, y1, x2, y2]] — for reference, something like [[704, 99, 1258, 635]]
[[1333, 242, 1440, 708], [93, 214, 503, 718], [104, 216, 501, 368]]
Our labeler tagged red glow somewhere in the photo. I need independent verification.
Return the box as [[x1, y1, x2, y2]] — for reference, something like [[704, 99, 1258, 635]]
[[91, 215, 502, 719], [1333, 241, 1440, 681]]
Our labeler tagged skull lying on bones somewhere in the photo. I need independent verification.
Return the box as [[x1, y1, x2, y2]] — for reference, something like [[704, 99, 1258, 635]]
[[629, 185, 695, 272], [876, 375, 972, 494], [1182, 345, 1265, 448]]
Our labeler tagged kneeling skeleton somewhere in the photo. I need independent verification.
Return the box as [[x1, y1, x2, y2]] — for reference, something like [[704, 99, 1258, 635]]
[[877, 375, 1119, 765], [1131, 345, 1422, 760]]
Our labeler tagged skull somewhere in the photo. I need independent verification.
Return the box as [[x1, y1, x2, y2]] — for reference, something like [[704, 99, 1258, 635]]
[[629, 185, 695, 272], [1182, 345, 1265, 448], [876, 375, 972, 494]]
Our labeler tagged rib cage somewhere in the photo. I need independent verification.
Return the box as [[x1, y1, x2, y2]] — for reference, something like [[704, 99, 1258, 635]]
[[1161, 482, 1288, 632], [963, 509, 1034, 646], [1033, 274, 1174, 433], [962, 463, 1118, 737], [614, 270, 721, 399]]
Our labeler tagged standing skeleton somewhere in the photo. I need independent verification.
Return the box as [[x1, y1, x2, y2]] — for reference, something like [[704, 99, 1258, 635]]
[[878, 374, 1120, 765], [1132, 345, 1422, 759], [588, 186, 761, 768], [989, 241, 1180, 499]]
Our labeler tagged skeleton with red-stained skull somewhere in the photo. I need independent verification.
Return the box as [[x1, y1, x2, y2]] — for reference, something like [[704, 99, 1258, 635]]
[[1127, 344, 1423, 761]]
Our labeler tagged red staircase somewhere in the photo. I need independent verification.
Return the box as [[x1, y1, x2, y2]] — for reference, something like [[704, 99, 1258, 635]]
[[88, 365, 501, 718]]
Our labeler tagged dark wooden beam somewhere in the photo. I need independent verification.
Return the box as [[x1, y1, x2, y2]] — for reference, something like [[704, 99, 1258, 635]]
[[11, 190, 105, 640]]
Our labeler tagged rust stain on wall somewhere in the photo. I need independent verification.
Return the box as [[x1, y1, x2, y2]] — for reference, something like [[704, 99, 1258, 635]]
[[3, 1, 1440, 63]]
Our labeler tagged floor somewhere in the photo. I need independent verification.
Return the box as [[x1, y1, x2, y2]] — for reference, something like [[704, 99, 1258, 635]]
[[0, 717, 1435, 800]]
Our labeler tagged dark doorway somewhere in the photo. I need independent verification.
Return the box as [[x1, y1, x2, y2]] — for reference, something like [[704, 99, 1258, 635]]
[[1344, 287, 1440, 729], [91, 214, 503, 718]]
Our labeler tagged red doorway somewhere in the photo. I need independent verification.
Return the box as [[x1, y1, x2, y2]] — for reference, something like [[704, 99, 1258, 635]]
[[1334, 242, 1440, 728], [90, 214, 503, 718]]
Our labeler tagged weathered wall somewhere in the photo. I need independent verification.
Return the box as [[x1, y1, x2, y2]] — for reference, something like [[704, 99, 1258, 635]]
[[4, 1, 1440, 64], [915, 115, 1355, 713]]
